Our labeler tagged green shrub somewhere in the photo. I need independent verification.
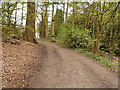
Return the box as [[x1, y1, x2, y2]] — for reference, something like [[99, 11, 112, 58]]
[[57, 25, 93, 51]]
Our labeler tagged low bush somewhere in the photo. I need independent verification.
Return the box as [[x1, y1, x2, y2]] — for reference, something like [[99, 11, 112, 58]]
[[57, 24, 93, 51]]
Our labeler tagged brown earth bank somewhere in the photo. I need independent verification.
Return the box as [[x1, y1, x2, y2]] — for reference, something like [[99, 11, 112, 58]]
[[1, 40, 118, 88]]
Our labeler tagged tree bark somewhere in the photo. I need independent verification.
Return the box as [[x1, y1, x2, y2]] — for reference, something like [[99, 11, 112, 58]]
[[72, 2, 75, 29], [40, 13, 44, 39], [109, 19, 114, 52], [51, 3, 54, 37], [21, 2, 24, 26], [24, 2, 37, 43], [62, 2, 65, 22], [45, 2, 48, 39], [93, 17, 95, 54], [65, 0, 69, 24]]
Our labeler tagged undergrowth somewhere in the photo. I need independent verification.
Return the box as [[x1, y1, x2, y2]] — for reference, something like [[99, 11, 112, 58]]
[[73, 48, 118, 73]]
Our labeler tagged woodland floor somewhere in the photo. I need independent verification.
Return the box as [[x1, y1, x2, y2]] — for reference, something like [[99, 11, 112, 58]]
[[2, 40, 118, 88]]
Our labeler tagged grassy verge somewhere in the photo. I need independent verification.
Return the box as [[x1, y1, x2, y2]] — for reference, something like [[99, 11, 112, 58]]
[[73, 48, 119, 73]]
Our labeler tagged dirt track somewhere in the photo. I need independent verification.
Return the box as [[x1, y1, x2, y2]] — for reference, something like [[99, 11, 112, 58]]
[[2, 41, 118, 88], [31, 41, 118, 88]]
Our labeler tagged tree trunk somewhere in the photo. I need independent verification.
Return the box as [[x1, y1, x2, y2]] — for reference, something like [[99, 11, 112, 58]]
[[65, 0, 69, 24], [93, 17, 95, 54], [94, 3, 99, 56], [45, 2, 48, 39], [72, 2, 75, 29], [40, 13, 44, 39], [21, 2, 24, 26], [109, 19, 114, 52], [40, 3, 45, 39], [96, 2, 102, 55], [63, 3, 65, 22], [51, 3, 54, 37], [14, 2, 17, 27], [24, 2, 37, 43], [43, 12, 46, 38]]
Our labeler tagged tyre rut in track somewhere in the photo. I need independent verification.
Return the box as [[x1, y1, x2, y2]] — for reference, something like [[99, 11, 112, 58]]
[[31, 41, 118, 88]]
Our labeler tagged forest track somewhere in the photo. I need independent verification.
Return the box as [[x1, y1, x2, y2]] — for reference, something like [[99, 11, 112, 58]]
[[31, 41, 118, 88], [2, 40, 118, 88]]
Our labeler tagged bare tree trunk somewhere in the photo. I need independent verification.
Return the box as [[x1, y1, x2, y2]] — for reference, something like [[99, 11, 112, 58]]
[[51, 3, 54, 37], [65, 0, 69, 24], [21, 2, 24, 26], [39, 3, 45, 39], [72, 2, 75, 29], [40, 13, 44, 39], [14, 2, 17, 26], [93, 3, 99, 56], [62, 2, 65, 22], [93, 17, 95, 54], [45, 2, 48, 39], [109, 19, 114, 52], [24, 2, 37, 43], [97, 1, 103, 54], [43, 12, 46, 38]]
